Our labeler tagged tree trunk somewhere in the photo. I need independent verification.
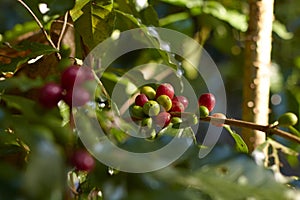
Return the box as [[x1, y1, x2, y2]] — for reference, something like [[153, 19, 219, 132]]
[[242, 0, 274, 152]]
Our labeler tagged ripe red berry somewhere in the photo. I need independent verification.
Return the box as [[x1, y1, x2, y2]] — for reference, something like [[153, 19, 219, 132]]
[[172, 96, 189, 109], [155, 83, 174, 99], [170, 100, 185, 113], [80, 67, 94, 81], [39, 83, 63, 108], [155, 112, 171, 127], [71, 149, 95, 172], [63, 87, 90, 107], [198, 93, 216, 112], [61, 65, 85, 90], [135, 94, 148, 107]]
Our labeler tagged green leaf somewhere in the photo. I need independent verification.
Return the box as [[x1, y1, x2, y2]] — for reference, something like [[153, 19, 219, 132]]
[[0, 75, 43, 92], [71, 0, 115, 49], [273, 20, 293, 40], [23, 140, 65, 199], [0, 41, 58, 72], [1, 21, 39, 42], [46, 0, 75, 16], [69, 0, 90, 21], [224, 126, 248, 153], [160, 0, 203, 8], [151, 152, 297, 200], [201, 1, 247, 32], [0, 162, 22, 199], [1, 95, 37, 119]]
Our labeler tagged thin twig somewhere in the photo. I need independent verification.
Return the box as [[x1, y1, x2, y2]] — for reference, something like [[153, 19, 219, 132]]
[[17, 0, 61, 59], [57, 12, 69, 51], [201, 116, 300, 144]]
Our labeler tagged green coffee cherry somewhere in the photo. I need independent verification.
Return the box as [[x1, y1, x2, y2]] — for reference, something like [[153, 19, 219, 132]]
[[142, 117, 153, 128], [129, 105, 145, 119], [143, 100, 160, 116], [141, 86, 156, 100], [278, 112, 298, 127], [171, 117, 182, 124], [199, 105, 209, 118], [157, 95, 172, 111]]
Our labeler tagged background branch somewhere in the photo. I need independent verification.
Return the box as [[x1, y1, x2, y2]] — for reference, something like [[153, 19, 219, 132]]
[[17, 0, 61, 59], [201, 116, 300, 144]]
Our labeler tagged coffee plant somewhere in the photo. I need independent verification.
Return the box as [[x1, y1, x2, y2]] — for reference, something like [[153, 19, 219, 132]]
[[0, 0, 300, 200]]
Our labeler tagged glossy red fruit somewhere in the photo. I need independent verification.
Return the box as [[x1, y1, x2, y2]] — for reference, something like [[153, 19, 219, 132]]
[[80, 67, 94, 81], [172, 96, 189, 109], [135, 94, 148, 107], [71, 149, 95, 172], [198, 93, 216, 112], [63, 87, 90, 107], [155, 83, 174, 99], [155, 112, 171, 127], [39, 83, 63, 108], [170, 100, 185, 113], [61, 65, 85, 90]]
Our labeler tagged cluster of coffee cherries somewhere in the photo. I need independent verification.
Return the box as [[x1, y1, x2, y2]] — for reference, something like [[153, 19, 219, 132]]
[[129, 83, 216, 129], [39, 65, 93, 108], [129, 83, 187, 128]]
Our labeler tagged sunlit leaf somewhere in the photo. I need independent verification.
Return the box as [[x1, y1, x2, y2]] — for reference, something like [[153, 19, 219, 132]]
[[71, 0, 115, 49], [224, 126, 248, 153], [1, 21, 39, 42], [0, 41, 58, 72], [273, 20, 293, 40]]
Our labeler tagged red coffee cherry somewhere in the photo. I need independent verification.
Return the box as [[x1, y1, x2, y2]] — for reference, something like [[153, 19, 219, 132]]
[[170, 100, 185, 113], [71, 149, 95, 172], [155, 83, 174, 99], [39, 83, 63, 108], [135, 94, 148, 107], [172, 96, 189, 109], [63, 87, 90, 107], [155, 112, 171, 127], [198, 93, 216, 112], [61, 65, 85, 90]]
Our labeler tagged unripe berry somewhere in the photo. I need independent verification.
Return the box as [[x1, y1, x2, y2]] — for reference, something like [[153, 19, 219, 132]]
[[135, 94, 148, 107], [39, 83, 63, 108], [155, 112, 171, 127], [198, 93, 216, 112], [143, 100, 160, 116], [141, 117, 153, 128], [63, 87, 90, 107], [199, 106, 209, 118], [140, 86, 156, 100], [156, 95, 172, 111], [129, 105, 145, 120], [170, 100, 185, 113], [70, 149, 95, 172], [171, 117, 182, 124], [155, 83, 174, 99], [278, 112, 298, 127], [173, 96, 189, 109]]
